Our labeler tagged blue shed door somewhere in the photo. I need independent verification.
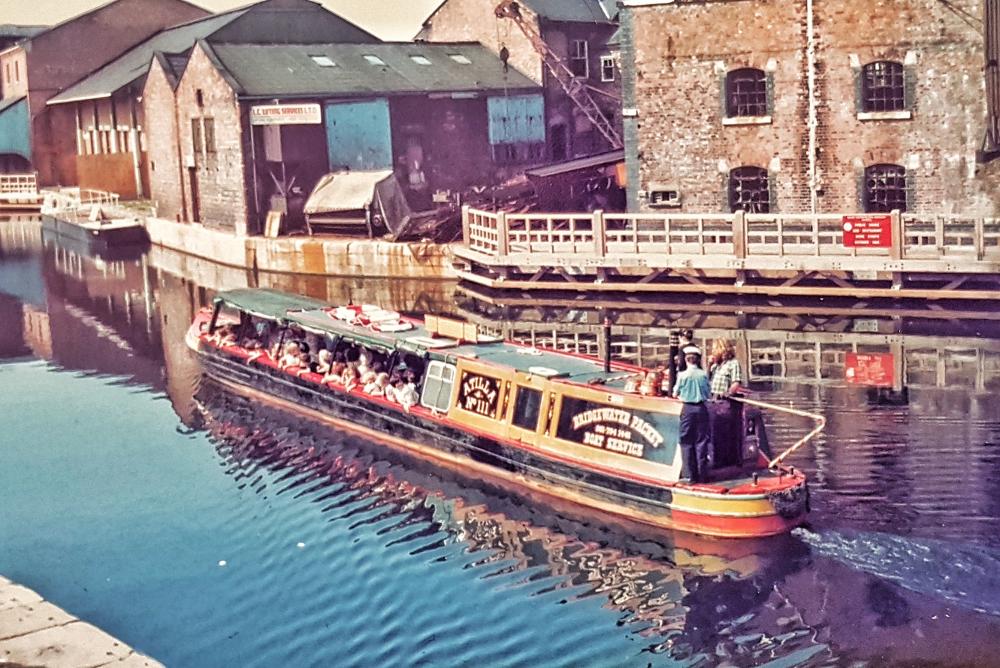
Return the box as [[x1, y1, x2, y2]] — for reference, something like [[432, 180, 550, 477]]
[[324, 99, 392, 171], [487, 94, 545, 145]]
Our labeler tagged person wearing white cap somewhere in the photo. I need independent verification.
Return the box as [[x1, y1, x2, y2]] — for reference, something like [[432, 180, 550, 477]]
[[672, 345, 712, 483]]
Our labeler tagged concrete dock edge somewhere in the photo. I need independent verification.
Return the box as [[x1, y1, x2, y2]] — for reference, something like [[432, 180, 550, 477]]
[[0, 575, 163, 668]]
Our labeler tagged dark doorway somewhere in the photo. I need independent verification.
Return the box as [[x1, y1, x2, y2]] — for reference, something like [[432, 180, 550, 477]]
[[188, 167, 201, 223], [550, 124, 568, 161]]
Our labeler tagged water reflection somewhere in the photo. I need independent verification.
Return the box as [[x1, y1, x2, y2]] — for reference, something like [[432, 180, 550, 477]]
[[4, 214, 1000, 666]]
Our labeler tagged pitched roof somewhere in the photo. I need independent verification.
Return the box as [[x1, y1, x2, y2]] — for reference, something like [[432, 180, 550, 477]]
[[0, 25, 47, 39], [207, 41, 539, 98], [522, 0, 616, 23], [47, 9, 250, 105]]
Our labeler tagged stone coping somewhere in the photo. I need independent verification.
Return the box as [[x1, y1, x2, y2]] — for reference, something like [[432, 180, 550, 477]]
[[0, 575, 162, 668]]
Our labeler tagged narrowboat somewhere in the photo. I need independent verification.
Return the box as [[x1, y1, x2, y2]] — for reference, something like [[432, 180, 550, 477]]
[[186, 288, 825, 539]]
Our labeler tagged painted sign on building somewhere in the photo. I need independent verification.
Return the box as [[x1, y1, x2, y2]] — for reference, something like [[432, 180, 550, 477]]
[[842, 214, 892, 248], [250, 103, 322, 126], [845, 352, 894, 387]]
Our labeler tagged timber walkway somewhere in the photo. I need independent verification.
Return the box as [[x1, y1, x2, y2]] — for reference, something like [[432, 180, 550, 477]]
[[454, 207, 1000, 299]]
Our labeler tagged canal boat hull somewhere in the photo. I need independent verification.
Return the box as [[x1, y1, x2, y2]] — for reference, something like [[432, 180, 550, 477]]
[[191, 334, 810, 539], [41, 215, 149, 259]]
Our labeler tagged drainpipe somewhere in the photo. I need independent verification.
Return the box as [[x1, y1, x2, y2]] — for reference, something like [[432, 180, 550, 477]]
[[806, 0, 818, 214]]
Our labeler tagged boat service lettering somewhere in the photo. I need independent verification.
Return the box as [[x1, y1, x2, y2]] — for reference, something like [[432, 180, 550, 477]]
[[459, 373, 500, 417], [571, 408, 665, 447]]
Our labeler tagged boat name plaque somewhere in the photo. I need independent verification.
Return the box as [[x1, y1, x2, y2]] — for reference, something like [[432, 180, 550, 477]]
[[459, 372, 500, 417]]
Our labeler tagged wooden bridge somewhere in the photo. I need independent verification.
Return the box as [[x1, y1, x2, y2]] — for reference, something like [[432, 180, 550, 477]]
[[455, 207, 1000, 299]]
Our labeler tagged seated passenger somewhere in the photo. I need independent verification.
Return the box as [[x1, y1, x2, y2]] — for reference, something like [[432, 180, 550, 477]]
[[360, 361, 383, 386], [297, 351, 315, 374], [623, 374, 640, 393], [356, 350, 372, 378], [394, 378, 419, 412], [342, 363, 359, 391], [384, 374, 402, 403], [364, 372, 390, 396], [316, 349, 333, 375], [278, 342, 302, 370]]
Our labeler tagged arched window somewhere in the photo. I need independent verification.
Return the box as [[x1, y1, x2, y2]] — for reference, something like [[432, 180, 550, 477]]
[[864, 164, 907, 213], [861, 61, 905, 112], [729, 166, 770, 213], [725, 68, 767, 117]]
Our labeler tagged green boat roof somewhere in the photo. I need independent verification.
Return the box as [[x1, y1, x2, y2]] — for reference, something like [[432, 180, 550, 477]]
[[214, 288, 330, 319], [214, 289, 643, 386]]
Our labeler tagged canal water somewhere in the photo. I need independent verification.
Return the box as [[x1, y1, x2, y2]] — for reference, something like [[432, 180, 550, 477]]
[[3, 215, 1000, 666]]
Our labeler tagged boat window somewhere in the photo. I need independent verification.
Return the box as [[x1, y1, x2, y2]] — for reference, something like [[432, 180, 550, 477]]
[[456, 370, 502, 419], [555, 395, 673, 462], [421, 361, 456, 412], [511, 386, 543, 430]]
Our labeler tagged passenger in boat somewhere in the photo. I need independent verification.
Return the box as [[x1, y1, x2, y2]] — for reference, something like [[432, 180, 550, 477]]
[[365, 372, 390, 396], [673, 329, 695, 374], [672, 345, 712, 483], [393, 377, 419, 411], [360, 361, 383, 386], [708, 338, 746, 468], [342, 363, 359, 391], [639, 370, 662, 396], [278, 342, 302, 370], [357, 350, 372, 377], [384, 374, 401, 403], [316, 349, 333, 375]]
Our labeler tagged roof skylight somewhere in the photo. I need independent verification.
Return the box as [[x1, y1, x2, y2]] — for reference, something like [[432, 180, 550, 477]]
[[410, 55, 432, 65], [309, 55, 336, 67], [448, 54, 472, 65], [363, 54, 386, 66]]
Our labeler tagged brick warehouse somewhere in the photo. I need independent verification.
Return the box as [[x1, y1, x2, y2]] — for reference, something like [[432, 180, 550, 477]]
[[619, 0, 1000, 216], [143, 37, 539, 235]]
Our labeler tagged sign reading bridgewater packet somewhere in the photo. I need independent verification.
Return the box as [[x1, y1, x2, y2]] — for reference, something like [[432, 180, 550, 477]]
[[842, 214, 892, 248], [249, 103, 322, 126]]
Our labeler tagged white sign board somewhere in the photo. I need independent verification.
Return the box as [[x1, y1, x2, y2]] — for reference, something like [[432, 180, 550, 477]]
[[250, 103, 322, 126]]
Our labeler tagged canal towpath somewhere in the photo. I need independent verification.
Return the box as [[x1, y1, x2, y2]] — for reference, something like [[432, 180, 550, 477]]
[[0, 575, 162, 667]]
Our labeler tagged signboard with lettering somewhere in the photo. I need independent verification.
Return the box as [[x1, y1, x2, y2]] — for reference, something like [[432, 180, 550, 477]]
[[842, 214, 892, 248], [458, 372, 500, 418], [250, 103, 322, 126], [556, 396, 674, 463], [845, 352, 895, 387]]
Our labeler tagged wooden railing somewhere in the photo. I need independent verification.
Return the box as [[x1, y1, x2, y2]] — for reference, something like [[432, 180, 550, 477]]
[[460, 207, 1000, 267], [41, 187, 124, 222]]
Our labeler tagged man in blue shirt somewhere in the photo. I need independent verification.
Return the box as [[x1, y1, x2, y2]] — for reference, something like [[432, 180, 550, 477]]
[[672, 345, 712, 483]]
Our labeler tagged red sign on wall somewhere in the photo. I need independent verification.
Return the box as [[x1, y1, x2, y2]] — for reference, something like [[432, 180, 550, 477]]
[[845, 352, 895, 387], [842, 215, 892, 248]]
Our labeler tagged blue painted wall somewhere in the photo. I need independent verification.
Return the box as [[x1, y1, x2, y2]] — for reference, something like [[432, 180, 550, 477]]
[[0, 98, 31, 160], [324, 99, 392, 171], [487, 94, 545, 145]]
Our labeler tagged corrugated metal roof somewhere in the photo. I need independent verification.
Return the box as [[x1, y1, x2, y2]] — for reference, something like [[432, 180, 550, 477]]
[[522, 0, 615, 23], [48, 9, 249, 105], [209, 42, 539, 98]]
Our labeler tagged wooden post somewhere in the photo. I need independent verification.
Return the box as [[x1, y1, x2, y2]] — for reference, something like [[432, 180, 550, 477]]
[[461, 204, 471, 247], [890, 209, 903, 261], [974, 217, 985, 261], [496, 210, 510, 257], [592, 208, 606, 257], [732, 209, 747, 259]]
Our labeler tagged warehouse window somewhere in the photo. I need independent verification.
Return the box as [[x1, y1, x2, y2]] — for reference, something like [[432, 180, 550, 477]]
[[570, 40, 589, 78], [728, 166, 770, 213], [862, 61, 905, 112], [864, 164, 907, 213], [725, 68, 767, 117], [203, 118, 216, 154], [600, 55, 615, 82]]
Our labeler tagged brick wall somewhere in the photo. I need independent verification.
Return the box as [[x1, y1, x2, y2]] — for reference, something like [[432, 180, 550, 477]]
[[172, 44, 249, 235], [624, 0, 1000, 215], [143, 59, 185, 221], [419, 0, 544, 83]]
